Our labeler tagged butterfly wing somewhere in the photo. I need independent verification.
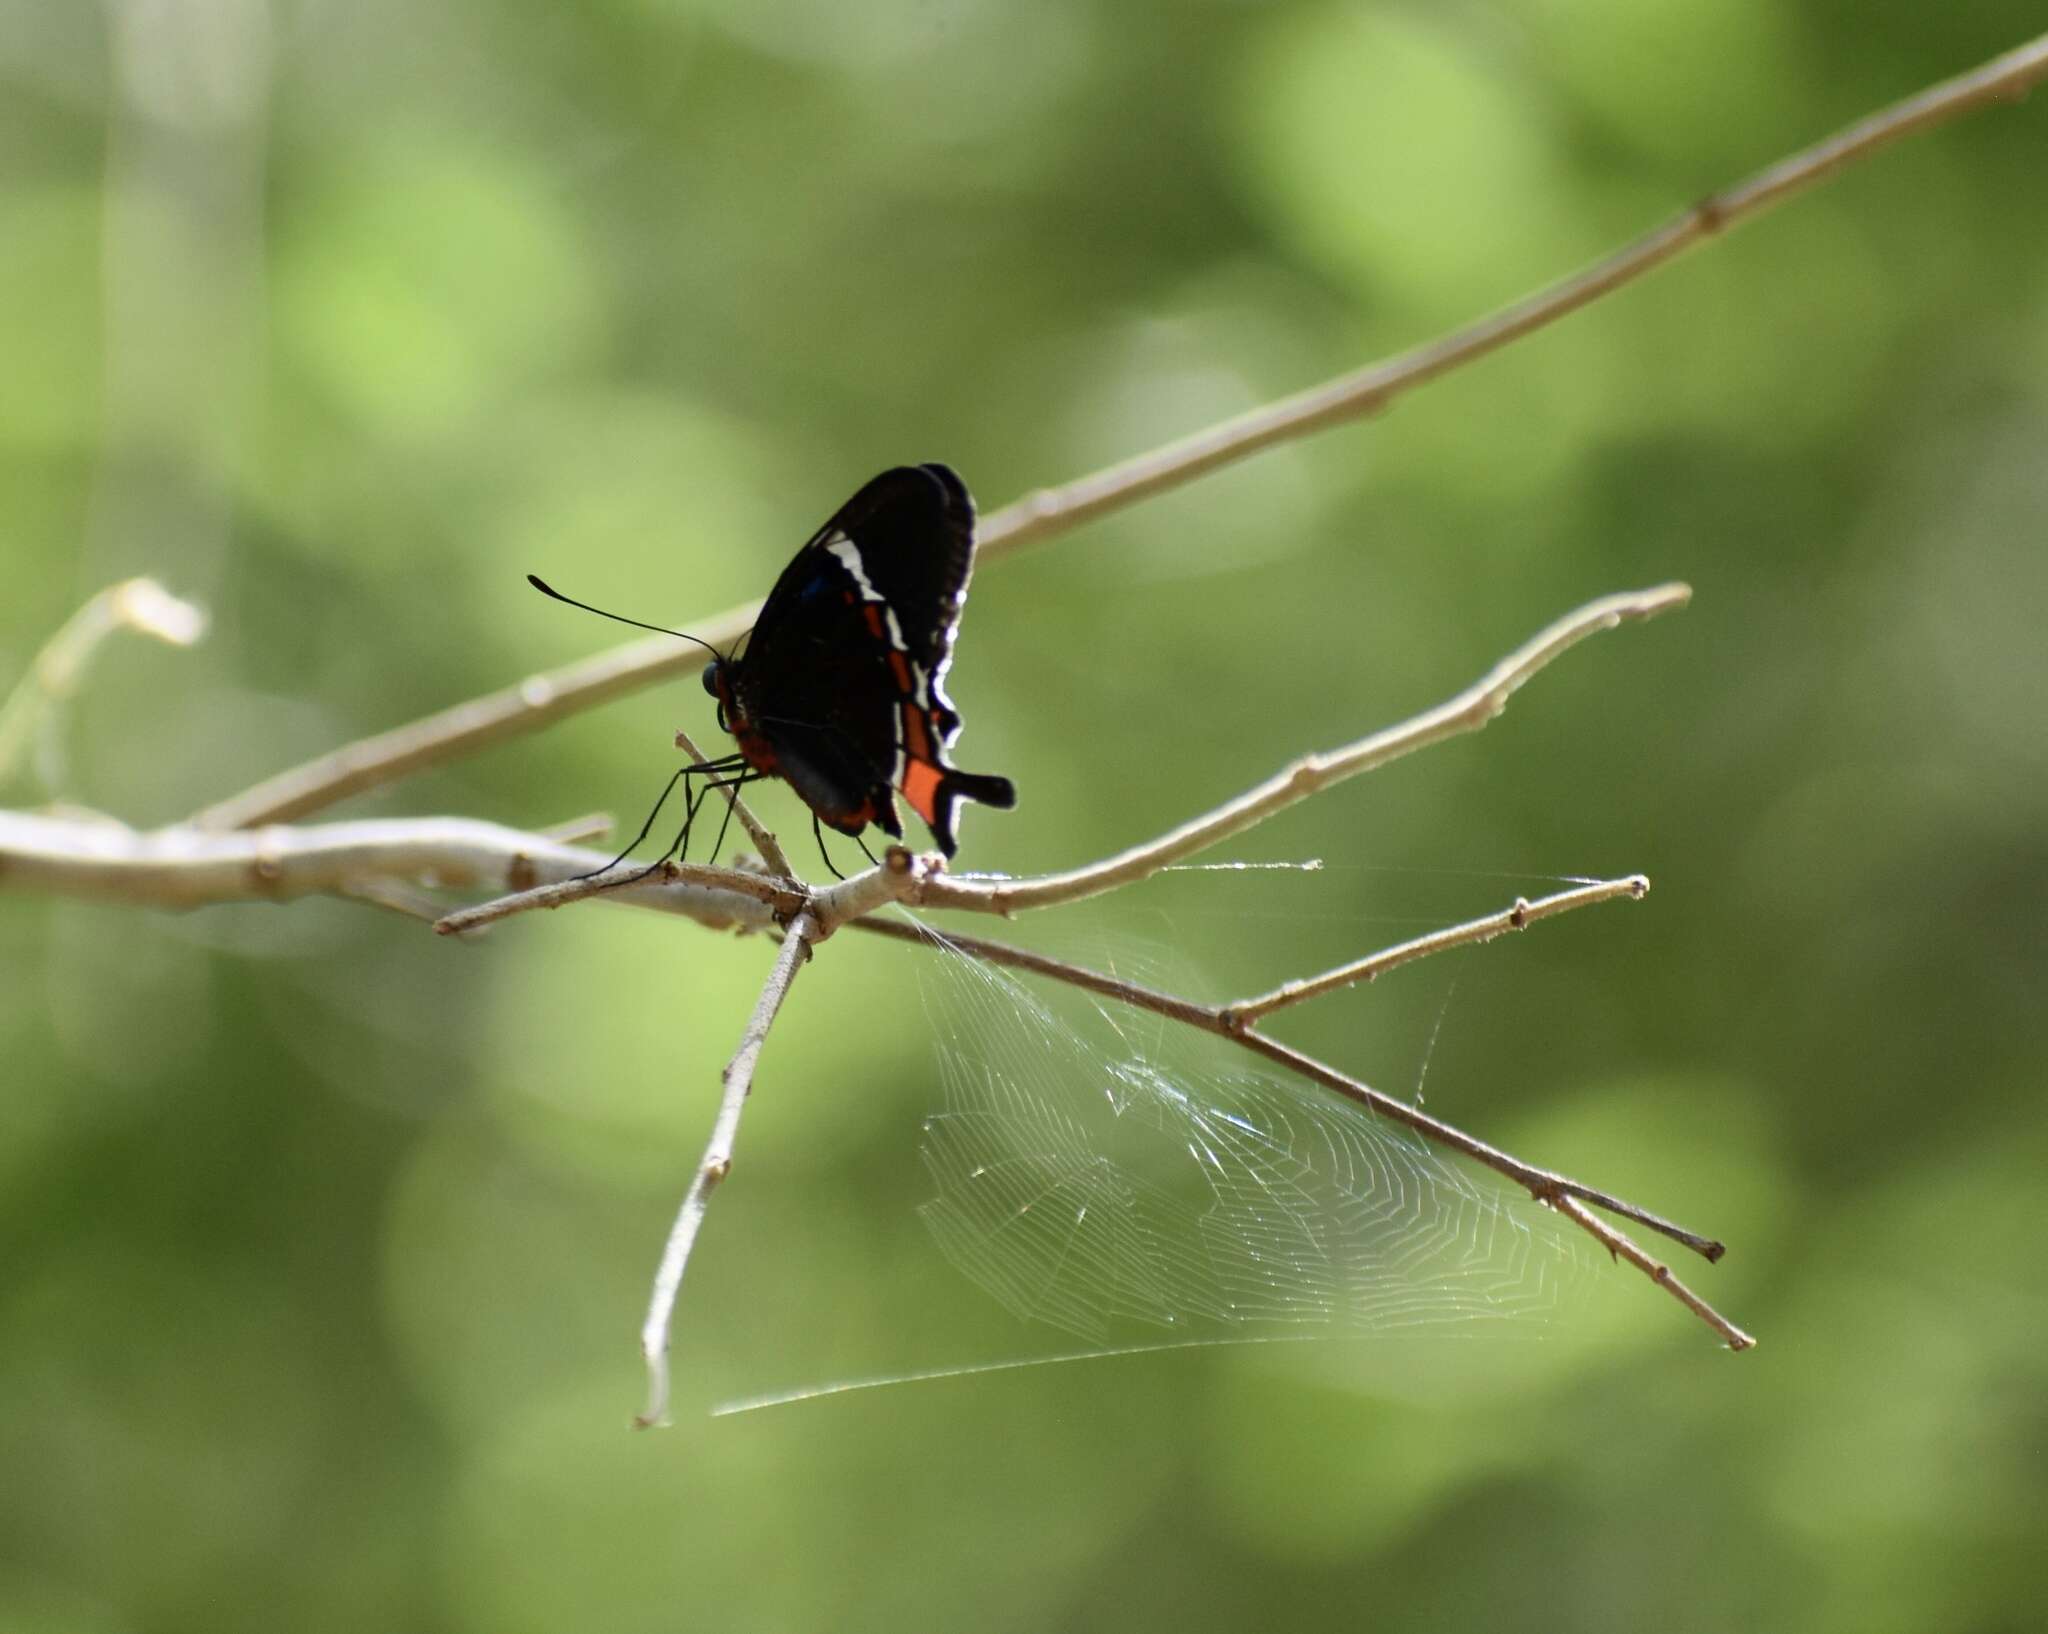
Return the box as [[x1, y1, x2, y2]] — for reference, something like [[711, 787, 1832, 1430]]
[[736, 464, 1014, 855]]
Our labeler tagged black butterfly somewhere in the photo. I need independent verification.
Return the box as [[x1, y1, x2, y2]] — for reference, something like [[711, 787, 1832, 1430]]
[[702, 463, 1016, 858], [532, 463, 1014, 871]]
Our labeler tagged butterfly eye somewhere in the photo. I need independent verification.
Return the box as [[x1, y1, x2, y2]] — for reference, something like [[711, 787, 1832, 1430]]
[[701, 662, 723, 699]]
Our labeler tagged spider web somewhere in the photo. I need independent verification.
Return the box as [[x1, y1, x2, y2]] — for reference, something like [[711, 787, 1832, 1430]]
[[908, 915, 1593, 1347]]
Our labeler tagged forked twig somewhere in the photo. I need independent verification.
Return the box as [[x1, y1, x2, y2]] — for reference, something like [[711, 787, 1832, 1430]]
[[673, 725, 793, 881], [637, 907, 821, 1428], [849, 901, 1755, 1350], [0, 809, 789, 931], [0, 578, 206, 791], [177, 33, 2048, 833], [915, 585, 1687, 915], [1228, 875, 1649, 1024]]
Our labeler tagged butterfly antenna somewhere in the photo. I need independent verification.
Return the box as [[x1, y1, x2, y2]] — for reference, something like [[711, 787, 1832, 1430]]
[[526, 574, 725, 664]]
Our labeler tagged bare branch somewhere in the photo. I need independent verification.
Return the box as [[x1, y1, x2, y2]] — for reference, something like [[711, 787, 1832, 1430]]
[[172, 36, 2048, 832], [914, 584, 1688, 916], [0, 809, 783, 933], [1551, 1195, 1756, 1352], [974, 32, 2048, 561], [187, 609, 759, 833], [534, 811, 614, 845], [638, 906, 821, 1428], [1227, 874, 1649, 1024], [849, 914, 1750, 1346], [1, 579, 206, 792], [432, 858, 796, 937], [674, 725, 792, 881]]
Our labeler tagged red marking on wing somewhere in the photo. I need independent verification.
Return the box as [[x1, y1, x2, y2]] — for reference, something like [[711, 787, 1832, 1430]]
[[900, 758, 943, 825], [732, 724, 780, 779], [900, 701, 933, 765]]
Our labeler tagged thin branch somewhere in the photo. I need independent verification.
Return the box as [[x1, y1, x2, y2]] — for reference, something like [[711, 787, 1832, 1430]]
[[187, 608, 759, 832], [432, 858, 795, 937], [179, 32, 2048, 830], [534, 811, 614, 846], [1227, 874, 1648, 1024], [637, 907, 821, 1428], [973, 32, 2048, 561], [0, 579, 206, 791], [1551, 1195, 1755, 1352], [0, 809, 785, 932], [673, 725, 792, 880], [915, 584, 1688, 916], [849, 914, 1750, 1346]]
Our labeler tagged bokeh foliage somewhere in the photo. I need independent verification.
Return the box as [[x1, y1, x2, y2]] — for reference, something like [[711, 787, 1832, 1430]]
[[4, 2, 2047, 1630]]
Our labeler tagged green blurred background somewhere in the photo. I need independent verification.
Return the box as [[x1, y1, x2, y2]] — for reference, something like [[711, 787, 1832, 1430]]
[[5, 1, 2046, 1629]]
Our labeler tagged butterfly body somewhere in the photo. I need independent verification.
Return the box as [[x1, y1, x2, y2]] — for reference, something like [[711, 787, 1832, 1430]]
[[703, 463, 1015, 857]]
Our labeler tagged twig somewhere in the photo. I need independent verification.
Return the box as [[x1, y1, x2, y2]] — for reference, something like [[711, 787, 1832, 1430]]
[[0, 809, 785, 933], [673, 725, 793, 880], [1551, 1195, 1755, 1351], [179, 32, 2048, 830], [186, 608, 759, 832], [637, 907, 821, 1428], [972, 33, 2048, 561], [1227, 875, 1649, 1024], [0, 578, 206, 791], [915, 585, 1688, 916], [535, 811, 614, 845], [849, 913, 1750, 1345], [433, 858, 795, 937]]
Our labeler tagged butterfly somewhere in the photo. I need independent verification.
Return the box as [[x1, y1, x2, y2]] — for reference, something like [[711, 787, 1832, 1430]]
[[702, 463, 1016, 858], [532, 463, 1015, 871]]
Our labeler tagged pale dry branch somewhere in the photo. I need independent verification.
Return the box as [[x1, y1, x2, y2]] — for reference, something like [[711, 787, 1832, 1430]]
[[637, 906, 821, 1428], [849, 913, 1751, 1347], [0, 809, 783, 933], [974, 33, 2048, 561], [912, 585, 1688, 917], [187, 611, 759, 832], [1551, 1195, 1755, 1352], [534, 811, 615, 846], [0, 578, 206, 792], [672, 726, 794, 882], [1227, 874, 1649, 1024], [432, 837, 926, 941], [432, 858, 796, 937], [178, 31, 2048, 832]]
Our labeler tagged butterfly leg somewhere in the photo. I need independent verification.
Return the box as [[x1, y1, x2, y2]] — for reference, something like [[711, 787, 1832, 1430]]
[[811, 812, 847, 882], [580, 756, 748, 888], [570, 764, 692, 883], [700, 772, 762, 867]]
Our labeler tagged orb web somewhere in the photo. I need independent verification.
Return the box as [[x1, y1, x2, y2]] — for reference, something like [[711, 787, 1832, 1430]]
[[909, 918, 1592, 1346]]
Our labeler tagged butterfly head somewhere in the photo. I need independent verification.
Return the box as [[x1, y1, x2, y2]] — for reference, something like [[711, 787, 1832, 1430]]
[[702, 658, 734, 734]]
